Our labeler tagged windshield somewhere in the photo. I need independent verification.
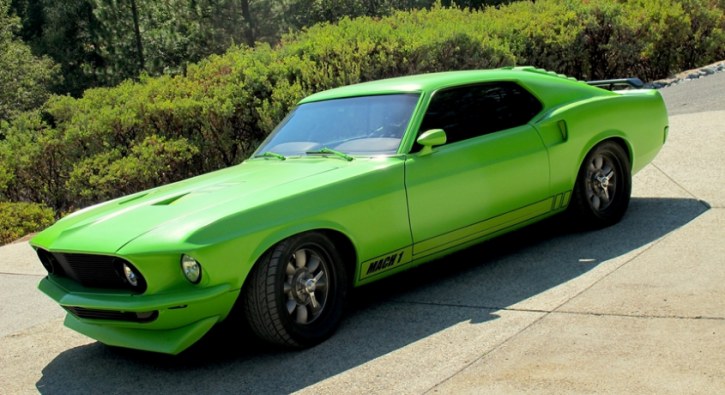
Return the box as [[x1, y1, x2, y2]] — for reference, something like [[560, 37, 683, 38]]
[[255, 93, 420, 157]]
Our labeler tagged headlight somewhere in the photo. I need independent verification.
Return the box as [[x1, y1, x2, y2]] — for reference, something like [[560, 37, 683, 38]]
[[122, 263, 139, 286], [181, 254, 201, 284]]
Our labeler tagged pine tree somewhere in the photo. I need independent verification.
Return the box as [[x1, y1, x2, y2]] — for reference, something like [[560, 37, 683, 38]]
[[0, 0, 59, 123]]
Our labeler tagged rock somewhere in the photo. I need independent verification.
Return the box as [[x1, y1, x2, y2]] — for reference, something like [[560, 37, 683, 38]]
[[643, 62, 725, 90]]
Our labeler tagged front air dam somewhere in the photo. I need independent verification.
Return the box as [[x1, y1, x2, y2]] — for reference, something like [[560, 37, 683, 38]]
[[64, 314, 219, 355]]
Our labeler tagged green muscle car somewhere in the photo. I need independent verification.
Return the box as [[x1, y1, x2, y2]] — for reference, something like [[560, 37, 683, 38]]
[[31, 68, 668, 354]]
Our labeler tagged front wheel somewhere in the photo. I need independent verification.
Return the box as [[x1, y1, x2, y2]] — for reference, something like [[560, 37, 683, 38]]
[[570, 141, 632, 229], [243, 232, 347, 347]]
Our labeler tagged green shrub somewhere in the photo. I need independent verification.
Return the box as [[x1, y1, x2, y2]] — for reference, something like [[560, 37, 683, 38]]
[[1, 0, 723, 213], [0, 202, 55, 245]]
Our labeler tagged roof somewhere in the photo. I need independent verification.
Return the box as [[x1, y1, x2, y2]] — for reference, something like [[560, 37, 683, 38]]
[[298, 67, 583, 104]]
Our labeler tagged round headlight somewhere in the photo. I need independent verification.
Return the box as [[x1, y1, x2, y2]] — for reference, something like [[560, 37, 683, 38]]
[[181, 254, 201, 284], [122, 263, 139, 286]]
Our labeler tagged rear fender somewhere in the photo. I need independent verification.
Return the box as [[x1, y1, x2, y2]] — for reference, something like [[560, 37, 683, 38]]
[[534, 91, 665, 195]]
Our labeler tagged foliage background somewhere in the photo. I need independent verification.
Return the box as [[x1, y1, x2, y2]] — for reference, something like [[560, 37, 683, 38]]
[[0, 0, 724, 237], [0, 201, 55, 244], [0, 0, 59, 124]]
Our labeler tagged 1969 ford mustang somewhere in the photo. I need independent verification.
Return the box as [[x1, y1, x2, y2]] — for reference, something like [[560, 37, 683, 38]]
[[31, 68, 668, 354]]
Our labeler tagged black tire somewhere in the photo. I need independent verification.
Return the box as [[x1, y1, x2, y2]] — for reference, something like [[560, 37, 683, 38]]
[[570, 140, 632, 229], [243, 231, 347, 347]]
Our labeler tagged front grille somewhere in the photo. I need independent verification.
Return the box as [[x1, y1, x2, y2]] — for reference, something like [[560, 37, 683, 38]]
[[37, 250, 146, 293], [64, 306, 158, 323], [55, 253, 124, 287]]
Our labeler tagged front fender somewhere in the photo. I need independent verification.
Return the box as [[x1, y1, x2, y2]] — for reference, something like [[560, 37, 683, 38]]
[[120, 157, 411, 292]]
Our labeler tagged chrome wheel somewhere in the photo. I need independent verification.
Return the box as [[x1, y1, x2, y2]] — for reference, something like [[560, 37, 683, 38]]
[[585, 154, 617, 211], [284, 248, 329, 325]]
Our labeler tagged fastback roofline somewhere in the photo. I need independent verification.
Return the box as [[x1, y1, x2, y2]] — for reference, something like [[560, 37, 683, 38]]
[[505, 66, 645, 91]]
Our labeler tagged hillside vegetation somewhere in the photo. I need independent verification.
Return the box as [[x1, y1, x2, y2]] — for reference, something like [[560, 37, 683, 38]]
[[0, 202, 54, 245], [7, 0, 487, 97], [1, 0, 723, 216]]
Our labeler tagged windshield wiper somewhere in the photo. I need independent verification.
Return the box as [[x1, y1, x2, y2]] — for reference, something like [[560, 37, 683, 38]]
[[254, 151, 286, 160], [305, 148, 353, 161]]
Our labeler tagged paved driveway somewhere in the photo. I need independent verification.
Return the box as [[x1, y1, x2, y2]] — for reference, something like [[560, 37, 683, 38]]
[[1, 73, 724, 394]]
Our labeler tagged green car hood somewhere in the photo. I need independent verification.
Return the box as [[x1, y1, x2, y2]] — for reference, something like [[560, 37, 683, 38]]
[[31, 159, 347, 254]]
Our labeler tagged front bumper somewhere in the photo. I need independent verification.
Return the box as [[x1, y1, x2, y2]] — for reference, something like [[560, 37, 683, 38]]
[[38, 276, 240, 355]]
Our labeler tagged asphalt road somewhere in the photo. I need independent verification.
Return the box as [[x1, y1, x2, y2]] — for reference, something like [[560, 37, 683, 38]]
[[659, 71, 725, 115], [1, 72, 724, 394]]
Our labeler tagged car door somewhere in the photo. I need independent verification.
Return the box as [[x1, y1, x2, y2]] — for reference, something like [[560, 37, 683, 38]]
[[404, 81, 551, 259]]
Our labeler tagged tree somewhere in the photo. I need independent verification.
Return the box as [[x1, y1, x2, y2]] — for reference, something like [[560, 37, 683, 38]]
[[198, 0, 286, 47], [0, 0, 59, 123], [92, 0, 234, 84], [11, 0, 106, 97], [7, 0, 516, 98]]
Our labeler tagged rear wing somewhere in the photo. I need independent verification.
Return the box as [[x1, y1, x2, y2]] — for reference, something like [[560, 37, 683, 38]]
[[586, 78, 644, 90]]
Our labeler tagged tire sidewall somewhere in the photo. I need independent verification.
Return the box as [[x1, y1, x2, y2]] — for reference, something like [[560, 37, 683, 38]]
[[573, 141, 632, 228], [273, 232, 347, 346]]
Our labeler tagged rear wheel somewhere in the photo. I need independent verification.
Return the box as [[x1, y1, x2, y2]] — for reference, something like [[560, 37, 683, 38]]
[[243, 232, 347, 347], [570, 141, 632, 228]]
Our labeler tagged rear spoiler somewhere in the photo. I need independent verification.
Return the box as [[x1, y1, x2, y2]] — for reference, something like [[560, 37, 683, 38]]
[[586, 78, 644, 90]]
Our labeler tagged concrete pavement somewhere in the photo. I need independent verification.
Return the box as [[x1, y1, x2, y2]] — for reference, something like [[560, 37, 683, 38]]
[[0, 74, 723, 394]]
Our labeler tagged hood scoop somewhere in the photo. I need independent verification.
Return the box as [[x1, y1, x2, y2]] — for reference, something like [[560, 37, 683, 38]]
[[119, 193, 149, 205], [152, 182, 245, 206], [153, 193, 191, 206]]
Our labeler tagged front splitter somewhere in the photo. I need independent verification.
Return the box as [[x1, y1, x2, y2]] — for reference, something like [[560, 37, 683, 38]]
[[64, 313, 220, 355]]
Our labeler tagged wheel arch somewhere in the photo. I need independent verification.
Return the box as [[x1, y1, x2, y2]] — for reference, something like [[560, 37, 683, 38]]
[[243, 225, 359, 291], [578, 132, 634, 176], [609, 136, 632, 165], [321, 229, 358, 289]]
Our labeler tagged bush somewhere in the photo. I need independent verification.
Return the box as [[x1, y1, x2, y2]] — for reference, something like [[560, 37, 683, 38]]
[[1, 0, 723, 213], [0, 202, 55, 245]]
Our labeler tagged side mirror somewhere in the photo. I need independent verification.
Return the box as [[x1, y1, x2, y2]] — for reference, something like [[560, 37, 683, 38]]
[[417, 129, 447, 156]]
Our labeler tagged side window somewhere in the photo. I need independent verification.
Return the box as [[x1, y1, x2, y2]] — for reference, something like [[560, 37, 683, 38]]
[[416, 82, 543, 147]]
